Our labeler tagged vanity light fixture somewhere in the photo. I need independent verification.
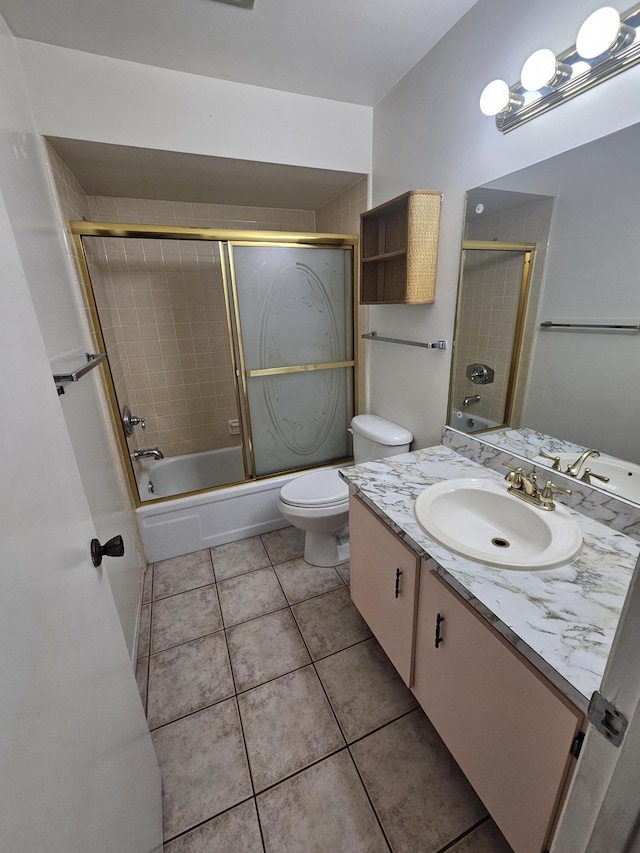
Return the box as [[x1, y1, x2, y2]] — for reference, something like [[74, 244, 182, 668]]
[[480, 2, 640, 132]]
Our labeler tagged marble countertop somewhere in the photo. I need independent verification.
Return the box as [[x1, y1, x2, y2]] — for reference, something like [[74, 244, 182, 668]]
[[340, 445, 640, 710]]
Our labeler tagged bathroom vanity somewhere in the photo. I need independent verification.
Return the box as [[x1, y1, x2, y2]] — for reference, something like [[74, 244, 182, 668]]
[[340, 441, 639, 853]]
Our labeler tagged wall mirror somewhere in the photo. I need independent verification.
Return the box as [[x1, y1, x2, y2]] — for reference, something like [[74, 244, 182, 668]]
[[448, 121, 640, 494]]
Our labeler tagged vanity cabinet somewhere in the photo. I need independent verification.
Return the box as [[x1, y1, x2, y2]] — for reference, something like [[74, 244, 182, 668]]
[[413, 563, 583, 853], [359, 190, 442, 304], [349, 495, 419, 685]]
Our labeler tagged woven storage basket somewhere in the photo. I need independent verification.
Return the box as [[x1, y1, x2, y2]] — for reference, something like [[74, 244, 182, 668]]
[[406, 191, 441, 303]]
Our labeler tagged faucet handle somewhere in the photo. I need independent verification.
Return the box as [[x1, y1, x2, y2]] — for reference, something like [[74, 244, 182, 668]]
[[580, 468, 610, 484], [538, 449, 562, 471], [540, 480, 572, 501]]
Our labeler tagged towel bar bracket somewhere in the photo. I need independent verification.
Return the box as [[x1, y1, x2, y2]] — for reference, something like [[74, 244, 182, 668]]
[[53, 352, 108, 394]]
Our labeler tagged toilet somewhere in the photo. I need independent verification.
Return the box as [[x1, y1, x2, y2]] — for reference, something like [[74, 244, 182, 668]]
[[278, 415, 413, 567]]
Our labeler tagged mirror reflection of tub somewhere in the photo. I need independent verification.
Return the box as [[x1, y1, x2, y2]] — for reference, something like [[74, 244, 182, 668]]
[[450, 409, 502, 435]]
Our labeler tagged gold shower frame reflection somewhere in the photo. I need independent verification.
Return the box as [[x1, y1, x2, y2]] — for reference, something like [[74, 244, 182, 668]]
[[448, 240, 536, 433], [70, 221, 359, 508]]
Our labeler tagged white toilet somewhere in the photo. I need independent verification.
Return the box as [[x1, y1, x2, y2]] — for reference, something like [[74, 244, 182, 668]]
[[278, 414, 413, 567]]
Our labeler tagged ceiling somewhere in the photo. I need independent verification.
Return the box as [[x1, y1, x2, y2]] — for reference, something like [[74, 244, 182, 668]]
[[47, 138, 364, 209], [0, 0, 480, 106]]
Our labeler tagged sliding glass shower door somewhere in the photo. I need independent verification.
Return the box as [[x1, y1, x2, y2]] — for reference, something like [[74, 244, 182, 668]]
[[229, 244, 354, 476]]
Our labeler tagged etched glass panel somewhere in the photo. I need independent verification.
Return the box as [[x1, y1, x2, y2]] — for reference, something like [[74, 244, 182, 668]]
[[232, 245, 354, 475]]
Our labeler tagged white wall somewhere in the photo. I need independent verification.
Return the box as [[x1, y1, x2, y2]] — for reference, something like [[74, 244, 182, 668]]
[[369, 0, 640, 448], [18, 41, 373, 175], [0, 17, 143, 656]]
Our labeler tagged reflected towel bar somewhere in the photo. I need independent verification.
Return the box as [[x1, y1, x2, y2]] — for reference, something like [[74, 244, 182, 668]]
[[53, 352, 108, 395], [540, 321, 640, 330], [362, 331, 448, 350]]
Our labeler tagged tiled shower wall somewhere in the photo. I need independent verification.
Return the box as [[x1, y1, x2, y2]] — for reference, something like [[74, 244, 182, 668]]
[[316, 177, 369, 413], [45, 138, 367, 462], [87, 196, 317, 459], [460, 197, 554, 426]]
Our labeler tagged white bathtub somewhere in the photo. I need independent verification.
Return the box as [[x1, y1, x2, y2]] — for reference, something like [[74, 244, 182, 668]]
[[135, 447, 347, 563], [451, 409, 501, 434], [138, 446, 245, 500]]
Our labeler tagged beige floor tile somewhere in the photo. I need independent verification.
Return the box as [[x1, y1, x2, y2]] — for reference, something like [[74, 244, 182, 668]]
[[316, 638, 417, 742], [135, 655, 148, 711], [260, 526, 305, 564], [153, 550, 214, 600], [351, 709, 486, 853], [238, 665, 345, 792], [274, 557, 343, 604], [227, 608, 311, 693], [138, 602, 151, 657], [218, 567, 287, 627], [449, 819, 514, 852], [336, 561, 350, 586], [291, 587, 372, 660], [152, 699, 252, 842], [163, 798, 263, 853], [151, 584, 222, 652], [257, 751, 388, 853], [147, 632, 234, 729], [210, 535, 271, 581], [142, 565, 154, 603]]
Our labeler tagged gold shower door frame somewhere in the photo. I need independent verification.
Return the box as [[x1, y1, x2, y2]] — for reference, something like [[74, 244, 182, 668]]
[[70, 221, 359, 507], [448, 240, 536, 432]]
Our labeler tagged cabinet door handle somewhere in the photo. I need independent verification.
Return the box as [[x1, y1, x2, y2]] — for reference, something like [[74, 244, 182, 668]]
[[435, 612, 445, 648], [394, 567, 402, 598]]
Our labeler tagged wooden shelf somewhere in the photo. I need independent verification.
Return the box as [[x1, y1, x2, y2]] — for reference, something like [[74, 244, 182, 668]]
[[359, 190, 442, 305], [361, 249, 407, 263]]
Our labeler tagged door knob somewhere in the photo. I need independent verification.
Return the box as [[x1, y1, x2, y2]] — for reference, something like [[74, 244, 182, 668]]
[[91, 535, 125, 567]]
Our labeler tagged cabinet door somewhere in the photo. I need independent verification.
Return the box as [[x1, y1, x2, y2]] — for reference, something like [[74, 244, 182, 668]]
[[349, 495, 419, 685], [413, 564, 583, 853]]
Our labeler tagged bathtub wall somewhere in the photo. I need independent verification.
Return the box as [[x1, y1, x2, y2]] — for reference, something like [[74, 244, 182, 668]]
[[315, 176, 369, 412], [460, 197, 554, 426]]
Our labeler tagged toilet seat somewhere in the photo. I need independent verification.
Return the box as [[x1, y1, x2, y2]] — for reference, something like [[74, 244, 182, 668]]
[[279, 469, 348, 509]]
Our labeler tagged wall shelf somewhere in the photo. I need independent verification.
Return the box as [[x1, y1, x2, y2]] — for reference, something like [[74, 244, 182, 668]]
[[359, 190, 442, 305]]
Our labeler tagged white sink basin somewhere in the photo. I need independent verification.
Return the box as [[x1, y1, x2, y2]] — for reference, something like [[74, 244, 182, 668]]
[[414, 478, 583, 570], [534, 452, 640, 504]]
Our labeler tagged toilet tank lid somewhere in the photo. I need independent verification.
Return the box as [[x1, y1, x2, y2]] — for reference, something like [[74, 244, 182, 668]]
[[351, 415, 413, 446]]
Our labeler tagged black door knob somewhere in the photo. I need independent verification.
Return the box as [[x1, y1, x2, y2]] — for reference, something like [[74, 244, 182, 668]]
[[91, 535, 125, 567]]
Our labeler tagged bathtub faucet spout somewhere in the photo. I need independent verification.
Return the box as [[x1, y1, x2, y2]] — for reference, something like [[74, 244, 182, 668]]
[[133, 447, 164, 460]]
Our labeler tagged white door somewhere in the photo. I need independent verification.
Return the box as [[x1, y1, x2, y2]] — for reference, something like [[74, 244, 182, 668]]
[[0, 192, 162, 851]]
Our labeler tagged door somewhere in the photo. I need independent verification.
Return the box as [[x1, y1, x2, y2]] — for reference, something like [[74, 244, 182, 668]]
[[414, 565, 582, 853], [349, 495, 419, 685], [0, 192, 162, 852], [229, 242, 355, 476]]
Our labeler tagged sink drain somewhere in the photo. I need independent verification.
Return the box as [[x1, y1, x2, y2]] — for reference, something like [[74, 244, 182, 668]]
[[491, 537, 510, 548]]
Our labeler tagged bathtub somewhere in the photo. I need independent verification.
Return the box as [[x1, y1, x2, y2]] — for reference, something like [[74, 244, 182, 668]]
[[138, 446, 245, 500], [450, 409, 501, 434], [135, 447, 346, 563]]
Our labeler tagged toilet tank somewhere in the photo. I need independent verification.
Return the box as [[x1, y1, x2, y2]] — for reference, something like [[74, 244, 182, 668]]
[[351, 415, 413, 463]]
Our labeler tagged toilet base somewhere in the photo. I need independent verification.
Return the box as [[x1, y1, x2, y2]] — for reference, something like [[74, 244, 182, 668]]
[[304, 526, 350, 567]]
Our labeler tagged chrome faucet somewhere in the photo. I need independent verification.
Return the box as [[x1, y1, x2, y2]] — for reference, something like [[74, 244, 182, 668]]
[[564, 449, 599, 478], [462, 394, 481, 408], [502, 462, 571, 511], [133, 448, 164, 461]]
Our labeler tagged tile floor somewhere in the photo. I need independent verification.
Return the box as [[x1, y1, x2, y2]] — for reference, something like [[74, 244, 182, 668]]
[[136, 526, 514, 852]]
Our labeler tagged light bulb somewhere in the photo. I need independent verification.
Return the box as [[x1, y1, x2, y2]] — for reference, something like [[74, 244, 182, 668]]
[[521, 49, 559, 90], [576, 7, 623, 58], [479, 80, 510, 116]]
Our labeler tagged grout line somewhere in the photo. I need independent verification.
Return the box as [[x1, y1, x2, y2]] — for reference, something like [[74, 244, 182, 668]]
[[149, 625, 226, 658], [152, 576, 215, 603], [346, 744, 394, 852], [434, 815, 492, 853], [161, 795, 260, 848]]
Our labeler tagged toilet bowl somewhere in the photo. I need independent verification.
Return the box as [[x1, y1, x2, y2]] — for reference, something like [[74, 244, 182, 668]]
[[278, 415, 413, 567], [278, 469, 350, 567]]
